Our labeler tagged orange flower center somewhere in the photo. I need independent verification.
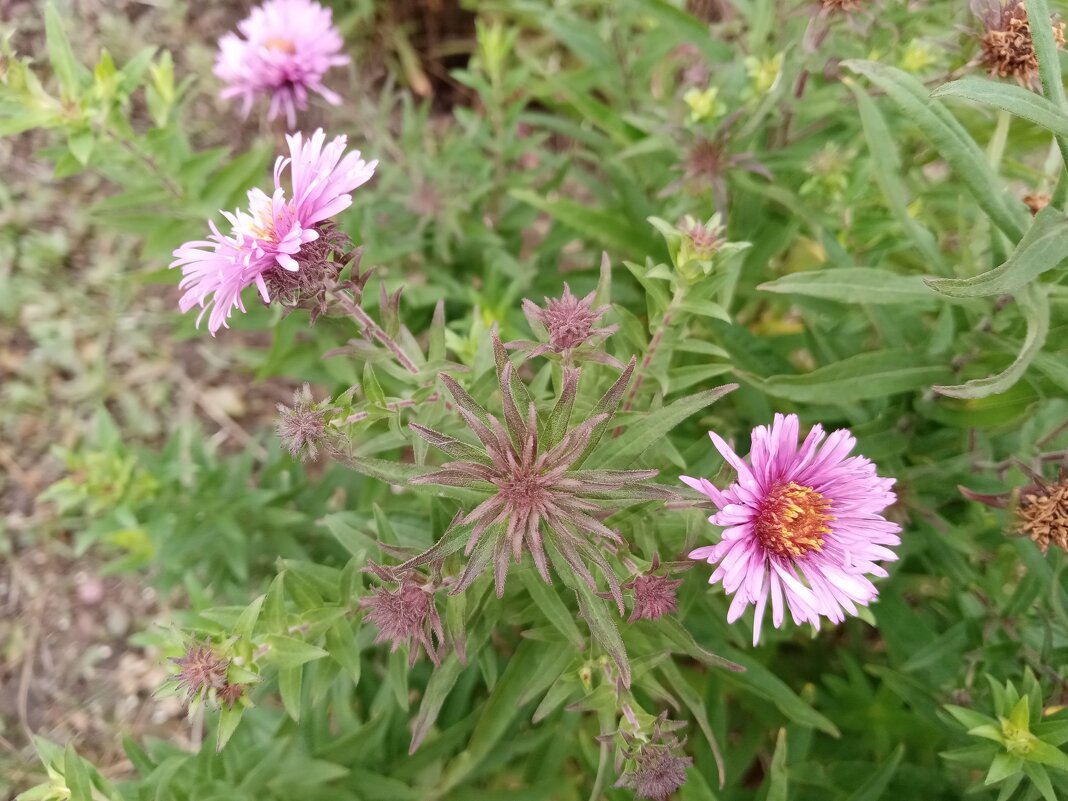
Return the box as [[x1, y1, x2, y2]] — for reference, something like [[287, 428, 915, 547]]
[[264, 37, 297, 54], [755, 481, 833, 558]]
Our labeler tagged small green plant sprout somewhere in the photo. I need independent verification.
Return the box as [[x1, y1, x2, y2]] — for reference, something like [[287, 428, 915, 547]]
[[944, 670, 1068, 801]]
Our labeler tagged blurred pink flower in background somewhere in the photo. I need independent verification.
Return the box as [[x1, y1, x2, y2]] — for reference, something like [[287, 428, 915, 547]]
[[171, 130, 376, 334], [215, 0, 349, 128], [683, 413, 901, 645]]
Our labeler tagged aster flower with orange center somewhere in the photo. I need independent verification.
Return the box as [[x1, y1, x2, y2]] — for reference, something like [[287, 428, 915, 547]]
[[683, 413, 901, 645], [215, 0, 349, 127], [408, 333, 675, 605]]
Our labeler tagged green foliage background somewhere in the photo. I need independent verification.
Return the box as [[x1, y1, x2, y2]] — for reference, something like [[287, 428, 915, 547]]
[[4, 0, 1068, 799]]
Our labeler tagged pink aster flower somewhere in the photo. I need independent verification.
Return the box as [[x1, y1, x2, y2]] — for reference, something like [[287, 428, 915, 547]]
[[215, 0, 349, 128], [682, 413, 901, 645], [171, 129, 376, 334]]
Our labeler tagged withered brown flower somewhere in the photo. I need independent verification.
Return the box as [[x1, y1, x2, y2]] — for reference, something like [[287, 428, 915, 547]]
[[409, 333, 676, 606], [1016, 472, 1068, 553], [976, 0, 1065, 86], [1024, 192, 1051, 215]]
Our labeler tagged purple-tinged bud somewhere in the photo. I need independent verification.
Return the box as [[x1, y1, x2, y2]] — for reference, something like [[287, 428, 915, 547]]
[[172, 642, 229, 702], [359, 566, 444, 667]]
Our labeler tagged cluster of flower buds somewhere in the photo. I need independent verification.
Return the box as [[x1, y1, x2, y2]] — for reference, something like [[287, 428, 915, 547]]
[[170, 641, 245, 709]]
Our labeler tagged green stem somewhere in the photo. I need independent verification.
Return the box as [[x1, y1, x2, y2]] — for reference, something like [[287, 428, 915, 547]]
[[986, 110, 1011, 171]]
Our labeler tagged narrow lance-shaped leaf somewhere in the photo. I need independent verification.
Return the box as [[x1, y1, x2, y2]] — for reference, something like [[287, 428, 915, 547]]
[[845, 745, 905, 801], [409, 653, 465, 754], [934, 284, 1050, 399], [44, 3, 81, 98], [740, 349, 951, 404], [575, 579, 631, 688], [925, 205, 1068, 298], [519, 569, 586, 650], [767, 729, 788, 801], [932, 78, 1068, 137], [595, 384, 738, 468], [760, 267, 938, 304], [659, 660, 726, 787], [850, 82, 945, 269], [1026, 0, 1068, 168], [844, 60, 1028, 241], [575, 358, 636, 466]]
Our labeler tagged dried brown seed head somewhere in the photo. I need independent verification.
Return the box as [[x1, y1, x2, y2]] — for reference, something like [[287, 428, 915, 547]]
[[1016, 475, 1068, 554], [978, 0, 1065, 86]]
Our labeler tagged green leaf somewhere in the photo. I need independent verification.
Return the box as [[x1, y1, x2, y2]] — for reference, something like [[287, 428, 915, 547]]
[[325, 620, 362, 684], [266, 634, 329, 668], [845, 745, 905, 801], [742, 349, 952, 403], [278, 665, 303, 722], [932, 78, 1068, 137], [595, 384, 737, 467], [363, 362, 386, 407], [759, 267, 936, 304], [850, 82, 945, 269], [45, 3, 81, 97], [986, 752, 1023, 785], [934, 285, 1049, 398], [767, 729, 788, 801], [1028, 740, 1068, 772], [205, 143, 271, 209], [575, 580, 630, 687], [844, 60, 1028, 241], [1023, 763, 1058, 801], [64, 745, 93, 801], [623, 0, 731, 62], [925, 206, 1068, 298], [439, 640, 540, 793], [1010, 696, 1031, 730], [660, 660, 726, 788], [519, 570, 585, 650], [1027, 0, 1068, 118], [946, 704, 998, 731], [723, 648, 840, 736], [410, 653, 465, 753], [510, 188, 659, 256], [216, 704, 244, 751], [657, 616, 744, 673], [0, 109, 58, 136], [233, 594, 264, 642]]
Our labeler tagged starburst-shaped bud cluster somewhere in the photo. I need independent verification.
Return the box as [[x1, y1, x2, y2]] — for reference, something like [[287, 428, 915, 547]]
[[409, 331, 677, 605]]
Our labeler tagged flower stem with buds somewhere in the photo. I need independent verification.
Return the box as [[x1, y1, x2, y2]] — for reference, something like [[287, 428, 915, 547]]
[[331, 289, 421, 375]]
